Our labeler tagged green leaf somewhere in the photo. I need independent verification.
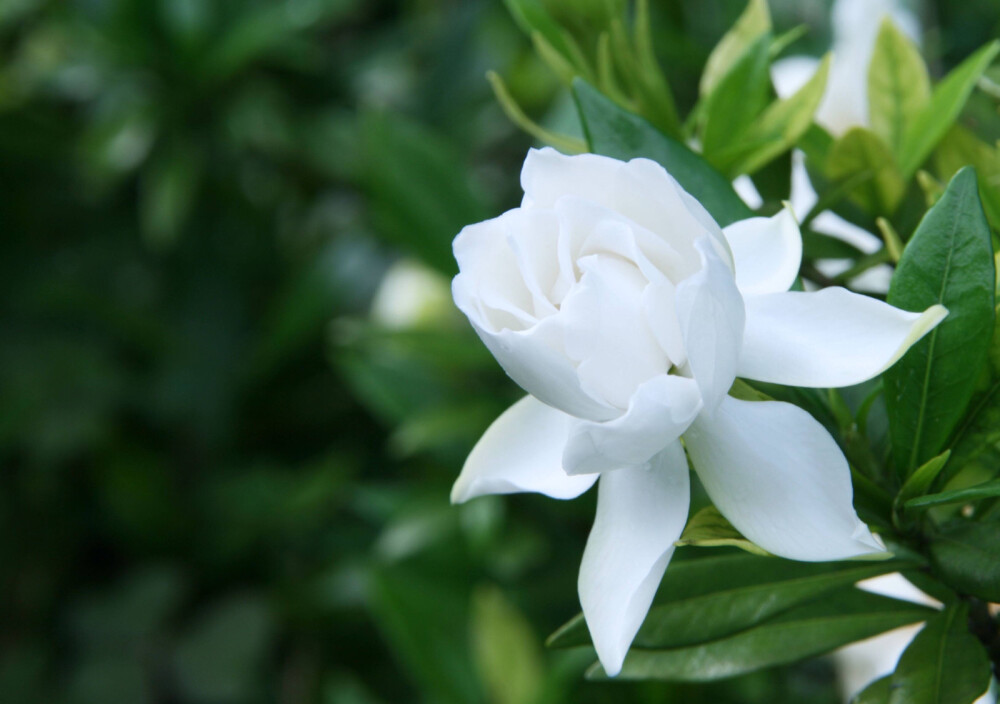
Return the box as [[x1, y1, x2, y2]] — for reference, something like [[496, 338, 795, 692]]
[[852, 675, 891, 704], [896, 450, 952, 506], [885, 168, 996, 473], [887, 603, 991, 704], [470, 586, 545, 704], [361, 112, 491, 275], [486, 71, 588, 154], [675, 506, 769, 555], [946, 380, 1000, 485], [928, 522, 1000, 601], [898, 41, 1000, 178], [700, 0, 771, 97], [572, 79, 752, 227], [588, 589, 933, 681], [935, 126, 1000, 232], [548, 553, 917, 651], [827, 128, 906, 215], [502, 0, 586, 75], [906, 478, 1000, 510], [701, 34, 772, 165], [867, 18, 931, 159], [717, 54, 831, 176]]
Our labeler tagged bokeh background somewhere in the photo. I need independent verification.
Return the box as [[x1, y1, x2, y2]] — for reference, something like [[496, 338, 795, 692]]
[[2, 1, 998, 702]]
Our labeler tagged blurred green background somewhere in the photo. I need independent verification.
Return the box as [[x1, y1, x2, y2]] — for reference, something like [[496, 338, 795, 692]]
[[1, 1, 998, 702]]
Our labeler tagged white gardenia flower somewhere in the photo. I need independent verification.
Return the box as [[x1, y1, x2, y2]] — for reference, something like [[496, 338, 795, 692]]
[[450, 147, 946, 676]]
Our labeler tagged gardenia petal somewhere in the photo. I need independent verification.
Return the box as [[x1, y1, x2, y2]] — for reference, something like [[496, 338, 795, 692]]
[[738, 287, 948, 388], [722, 208, 802, 297], [522, 148, 728, 267], [675, 237, 745, 411], [562, 375, 703, 475], [578, 442, 690, 676], [450, 396, 597, 503], [559, 252, 668, 410], [684, 396, 885, 561]]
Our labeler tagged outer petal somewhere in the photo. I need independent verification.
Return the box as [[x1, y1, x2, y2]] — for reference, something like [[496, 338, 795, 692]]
[[738, 287, 947, 388], [579, 442, 690, 676], [451, 396, 598, 503], [675, 238, 745, 411], [562, 375, 703, 475], [684, 396, 885, 561], [722, 208, 802, 297]]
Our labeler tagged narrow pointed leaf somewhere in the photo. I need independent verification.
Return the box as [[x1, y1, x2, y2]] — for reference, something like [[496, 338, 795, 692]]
[[718, 54, 831, 176], [548, 553, 917, 651], [700, 0, 771, 96], [897, 450, 951, 506], [588, 589, 933, 681], [502, 0, 584, 74], [701, 34, 772, 163], [888, 603, 991, 704], [884, 168, 996, 474], [898, 41, 1000, 178], [906, 478, 1000, 510], [572, 79, 752, 226]]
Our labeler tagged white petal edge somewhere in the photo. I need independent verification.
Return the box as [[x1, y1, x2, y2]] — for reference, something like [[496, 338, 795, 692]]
[[675, 237, 745, 411], [722, 207, 802, 297], [451, 396, 597, 503], [562, 374, 703, 475], [685, 395, 885, 561], [579, 442, 690, 676], [738, 287, 947, 388], [521, 147, 623, 209]]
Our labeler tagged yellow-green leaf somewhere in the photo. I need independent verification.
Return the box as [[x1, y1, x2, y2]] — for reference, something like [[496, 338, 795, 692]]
[[700, 0, 771, 97], [868, 18, 931, 158], [827, 127, 906, 216]]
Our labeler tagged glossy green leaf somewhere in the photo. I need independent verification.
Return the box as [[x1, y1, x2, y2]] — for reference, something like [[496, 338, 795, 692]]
[[898, 41, 1000, 178], [945, 380, 1000, 486], [907, 477, 1000, 510], [887, 603, 991, 704], [470, 586, 544, 704], [868, 18, 930, 158], [588, 589, 932, 681], [885, 168, 996, 473], [572, 79, 752, 227], [701, 35, 772, 164], [928, 522, 1000, 601], [827, 128, 906, 215], [897, 450, 951, 506], [700, 0, 771, 97], [548, 553, 917, 651], [717, 54, 831, 176]]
